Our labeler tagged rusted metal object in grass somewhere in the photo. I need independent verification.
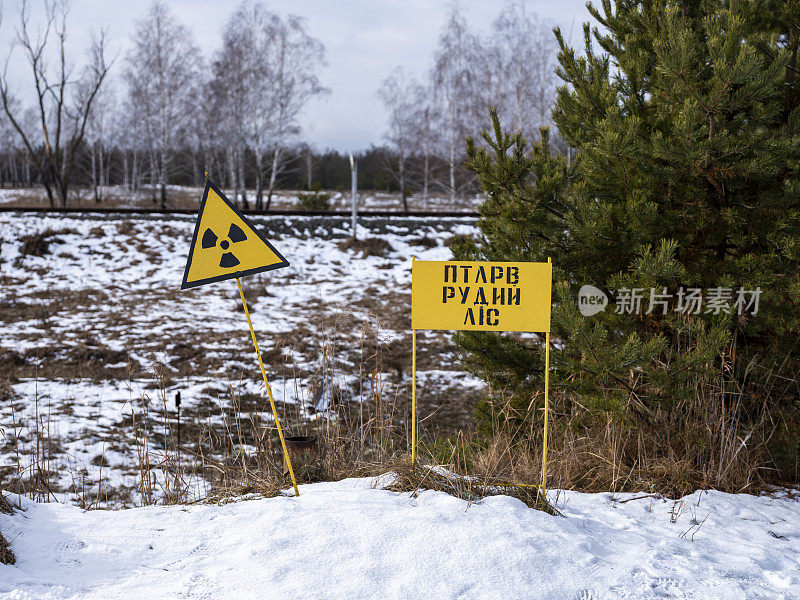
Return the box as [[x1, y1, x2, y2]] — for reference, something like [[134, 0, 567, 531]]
[[284, 435, 319, 482], [285, 435, 318, 463]]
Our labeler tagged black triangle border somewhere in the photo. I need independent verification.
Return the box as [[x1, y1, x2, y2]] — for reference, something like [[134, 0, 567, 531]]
[[180, 179, 290, 290]]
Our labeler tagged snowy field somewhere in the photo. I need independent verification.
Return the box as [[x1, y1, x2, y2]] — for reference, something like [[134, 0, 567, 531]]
[[2, 477, 799, 599], [0, 211, 482, 507], [2, 211, 800, 600]]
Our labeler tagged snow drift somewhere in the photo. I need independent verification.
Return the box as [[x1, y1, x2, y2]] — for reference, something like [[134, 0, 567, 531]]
[[1, 477, 799, 599]]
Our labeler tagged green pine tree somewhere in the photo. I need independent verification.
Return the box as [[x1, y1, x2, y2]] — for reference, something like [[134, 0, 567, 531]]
[[455, 0, 800, 485]]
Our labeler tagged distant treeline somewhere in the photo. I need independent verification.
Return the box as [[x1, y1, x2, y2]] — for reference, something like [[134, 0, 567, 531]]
[[0, 0, 563, 209], [0, 143, 478, 197]]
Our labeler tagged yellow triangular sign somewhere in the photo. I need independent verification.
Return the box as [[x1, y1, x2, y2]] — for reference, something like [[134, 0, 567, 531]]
[[181, 180, 289, 289]]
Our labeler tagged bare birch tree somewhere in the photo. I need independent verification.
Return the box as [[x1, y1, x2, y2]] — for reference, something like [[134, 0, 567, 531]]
[[0, 96, 33, 187], [210, 32, 248, 208], [377, 1, 558, 207], [124, 1, 198, 209], [262, 14, 328, 210], [215, 5, 327, 211], [431, 5, 481, 205], [0, 0, 111, 206], [197, 72, 227, 189], [409, 83, 437, 206], [490, 0, 558, 139], [377, 67, 419, 213], [86, 84, 115, 202], [217, 2, 275, 209]]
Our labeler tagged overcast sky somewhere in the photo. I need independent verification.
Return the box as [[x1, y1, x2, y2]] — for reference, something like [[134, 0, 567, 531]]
[[1, 0, 593, 152]]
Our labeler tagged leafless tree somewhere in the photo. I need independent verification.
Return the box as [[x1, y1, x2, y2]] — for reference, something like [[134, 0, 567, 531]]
[[262, 13, 328, 210], [213, 4, 327, 211], [489, 0, 558, 140], [377, 67, 420, 213], [182, 62, 209, 189], [86, 84, 115, 201], [243, 4, 276, 209], [118, 90, 147, 194], [376, 1, 559, 206], [212, 7, 251, 208], [124, 1, 199, 209], [0, 98, 32, 187], [216, 2, 276, 209], [0, 0, 111, 206], [196, 68, 226, 189], [409, 83, 437, 206], [297, 141, 315, 190], [431, 5, 481, 205]]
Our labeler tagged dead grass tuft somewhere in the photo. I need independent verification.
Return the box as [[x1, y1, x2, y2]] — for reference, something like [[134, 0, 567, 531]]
[[409, 235, 439, 249], [0, 493, 14, 515], [19, 228, 77, 257], [388, 458, 558, 514], [0, 531, 14, 566], [0, 493, 16, 565], [336, 237, 394, 258]]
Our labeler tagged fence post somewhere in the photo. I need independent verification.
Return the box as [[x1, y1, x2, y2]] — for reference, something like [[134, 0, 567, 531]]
[[350, 153, 358, 240]]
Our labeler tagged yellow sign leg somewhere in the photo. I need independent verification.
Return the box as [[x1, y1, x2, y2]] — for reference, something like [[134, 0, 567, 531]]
[[541, 330, 551, 497], [411, 328, 417, 465], [236, 278, 300, 497], [411, 255, 417, 466], [541, 257, 552, 498]]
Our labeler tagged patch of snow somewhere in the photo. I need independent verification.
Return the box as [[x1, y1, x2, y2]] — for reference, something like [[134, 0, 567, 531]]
[[1, 480, 799, 599]]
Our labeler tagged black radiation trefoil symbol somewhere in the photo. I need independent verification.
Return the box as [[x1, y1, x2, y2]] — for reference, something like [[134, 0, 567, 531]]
[[201, 223, 248, 268]]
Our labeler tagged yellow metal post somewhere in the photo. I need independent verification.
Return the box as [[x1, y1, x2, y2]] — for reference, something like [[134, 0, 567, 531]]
[[411, 329, 417, 465], [411, 256, 417, 465], [541, 257, 552, 497], [236, 278, 300, 497]]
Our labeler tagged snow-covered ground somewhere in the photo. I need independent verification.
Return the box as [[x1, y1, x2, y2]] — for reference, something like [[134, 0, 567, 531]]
[[1, 477, 799, 599], [3, 208, 799, 600], [0, 212, 482, 507]]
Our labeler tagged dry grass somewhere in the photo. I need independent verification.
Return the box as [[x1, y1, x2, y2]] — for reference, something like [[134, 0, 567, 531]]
[[4, 320, 790, 507], [408, 235, 439, 249], [0, 531, 14, 565], [432, 356, 797, 498], [0, 275, 485, 509], [336, 237, 394, 258], [109, 329, 558, 512], [6, 328, 788, 509], [18, 228, 77, 258], [388, 458, 558, 514], [187, 352, 411, 503], [1, 486, 17, 565]]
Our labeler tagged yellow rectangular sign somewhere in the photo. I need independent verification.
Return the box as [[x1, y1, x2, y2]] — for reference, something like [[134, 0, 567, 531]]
[[411, 260, 552, 332]]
